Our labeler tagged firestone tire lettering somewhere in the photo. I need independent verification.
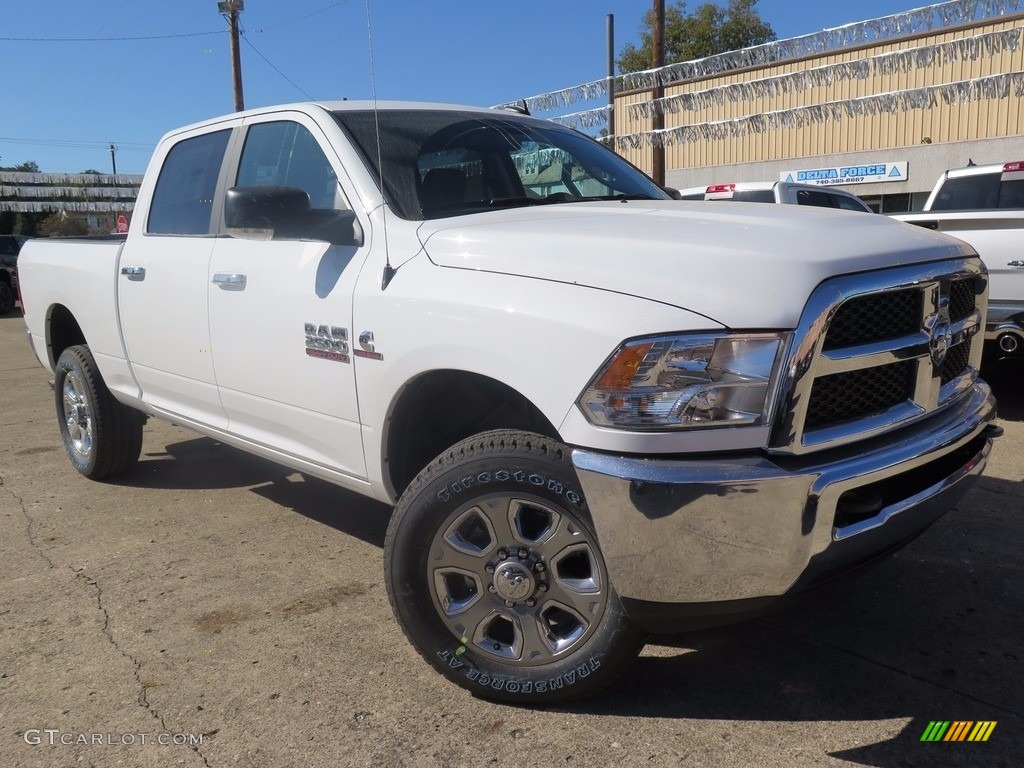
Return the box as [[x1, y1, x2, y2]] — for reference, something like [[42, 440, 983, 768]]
[[435, 467, 585, 505]]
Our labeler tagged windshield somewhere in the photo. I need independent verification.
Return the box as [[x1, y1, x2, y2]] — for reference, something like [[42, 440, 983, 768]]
[[333, 109, 668, 220]]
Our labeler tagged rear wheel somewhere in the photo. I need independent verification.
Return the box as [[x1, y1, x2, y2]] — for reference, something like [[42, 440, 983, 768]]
[[55, 345, 144, 480], [385, 430, 643, 703]]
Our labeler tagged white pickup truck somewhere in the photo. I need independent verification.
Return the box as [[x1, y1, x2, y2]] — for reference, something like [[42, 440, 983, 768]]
[[20, 101, 999, 703], [892, 161, 1024, 356], [677, 180, 873, 212]]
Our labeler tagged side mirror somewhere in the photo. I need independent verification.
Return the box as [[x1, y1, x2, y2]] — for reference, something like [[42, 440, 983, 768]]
[[224, 185, 363, 246], [662, 186, 683, 200]]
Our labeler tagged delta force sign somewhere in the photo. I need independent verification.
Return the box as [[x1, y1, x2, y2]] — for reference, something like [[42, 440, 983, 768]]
[[781, 161, 908, 186]]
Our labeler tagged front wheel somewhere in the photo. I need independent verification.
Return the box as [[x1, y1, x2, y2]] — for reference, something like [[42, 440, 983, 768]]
[[55, 345, 144, 480], [385, 430, 644, 704]]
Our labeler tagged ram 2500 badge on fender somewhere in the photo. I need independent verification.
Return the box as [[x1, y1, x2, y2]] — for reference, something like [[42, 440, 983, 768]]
[[19, 102, 1000, 703]]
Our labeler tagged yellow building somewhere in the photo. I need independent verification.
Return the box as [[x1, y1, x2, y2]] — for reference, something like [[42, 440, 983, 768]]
[[611, 5, 1024, 211]]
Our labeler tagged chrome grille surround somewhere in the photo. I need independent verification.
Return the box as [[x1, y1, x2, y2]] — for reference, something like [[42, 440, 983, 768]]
[[769, 257, 988, 455]]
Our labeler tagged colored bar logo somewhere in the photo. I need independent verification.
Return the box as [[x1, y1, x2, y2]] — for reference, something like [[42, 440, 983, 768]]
[[921, 721, 997, 742]]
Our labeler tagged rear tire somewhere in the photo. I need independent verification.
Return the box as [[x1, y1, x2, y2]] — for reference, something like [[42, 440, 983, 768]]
[[55, 345, 144, 480], [385, 429, 644, 704]]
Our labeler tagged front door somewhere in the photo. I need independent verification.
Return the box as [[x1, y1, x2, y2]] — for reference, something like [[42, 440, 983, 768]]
[[208, 114, 369, 480]]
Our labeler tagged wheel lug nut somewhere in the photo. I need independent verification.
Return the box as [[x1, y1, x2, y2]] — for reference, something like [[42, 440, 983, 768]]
[[538, 581, 548, 592], [497, 548, 509, 561], [488, 584, 496, 593], [534, 561, 546, 573], [504, 599, 515, 608], [518, 547, 529, 559], [525, 597, 536, 607], [485, 563, 495, 574]]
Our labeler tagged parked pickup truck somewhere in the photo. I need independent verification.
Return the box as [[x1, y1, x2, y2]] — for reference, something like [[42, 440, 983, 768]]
[[20, 102, 999, 703], [892, 161, 1024, 356], [677, 180, 873, 212]]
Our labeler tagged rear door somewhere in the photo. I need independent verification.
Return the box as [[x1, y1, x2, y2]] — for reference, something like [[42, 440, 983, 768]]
[[118, 122, 238, 428], [207, 112, 370, 480]]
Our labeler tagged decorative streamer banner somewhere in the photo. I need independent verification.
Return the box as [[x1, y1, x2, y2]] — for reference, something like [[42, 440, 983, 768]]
[[549, 106, 611, 130], [494, 78, 609, 114], [627, 27, 1022, 119], [611, 71, 1024, 150], [621, 0, 1024, 91]]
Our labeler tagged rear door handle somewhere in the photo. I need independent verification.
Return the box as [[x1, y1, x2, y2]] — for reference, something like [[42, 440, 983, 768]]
[[212, 273, 247, 288], [120, 266, 145, 281], [1009, 260, 1024, 268]]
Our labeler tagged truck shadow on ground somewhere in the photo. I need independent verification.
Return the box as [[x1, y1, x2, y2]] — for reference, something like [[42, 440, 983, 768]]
[[122, 436, 392, 548], [981, 353, 1024, 421], [571, 473, 1023, 765]]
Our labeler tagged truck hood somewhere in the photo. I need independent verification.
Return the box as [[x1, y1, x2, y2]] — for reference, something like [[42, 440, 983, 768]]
[[417, 201, 974, 328]]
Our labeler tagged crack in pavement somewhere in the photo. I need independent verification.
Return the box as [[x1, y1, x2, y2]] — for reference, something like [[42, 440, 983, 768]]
[[0, 472, 55, 569], [74, 568, 214, 768]]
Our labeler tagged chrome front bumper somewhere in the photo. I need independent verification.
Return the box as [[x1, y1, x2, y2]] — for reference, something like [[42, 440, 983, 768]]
[[572, 382, 997, 629]]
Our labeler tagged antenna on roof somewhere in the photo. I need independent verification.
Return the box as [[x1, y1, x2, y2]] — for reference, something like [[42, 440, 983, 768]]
[[364, 0, 395, 290], [500, 99, 531, 116]]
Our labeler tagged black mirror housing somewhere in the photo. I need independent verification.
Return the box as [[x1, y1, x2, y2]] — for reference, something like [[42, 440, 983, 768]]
[[224, 186, 363, 246]]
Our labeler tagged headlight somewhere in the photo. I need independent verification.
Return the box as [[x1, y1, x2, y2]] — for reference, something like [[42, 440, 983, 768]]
[[578, 333, 788, 430]]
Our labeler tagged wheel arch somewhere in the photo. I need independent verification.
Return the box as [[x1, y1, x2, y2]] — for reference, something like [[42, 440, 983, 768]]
[[383, 369, 561, 501], [46, 304, 87, 370]]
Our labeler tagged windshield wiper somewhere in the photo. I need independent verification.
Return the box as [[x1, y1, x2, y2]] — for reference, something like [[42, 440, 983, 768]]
[[581, 193, 660, 202]]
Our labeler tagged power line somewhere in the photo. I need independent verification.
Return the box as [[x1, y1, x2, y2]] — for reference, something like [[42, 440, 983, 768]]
[[241, 35, 314, 99], [0, 137, 153, 151], [249, 0, 355, 32], [0, 31, 220, 42], [1, 0, 356, 43]]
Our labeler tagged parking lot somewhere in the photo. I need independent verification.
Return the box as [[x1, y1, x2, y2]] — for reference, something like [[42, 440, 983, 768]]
[[0, 310, 1020, 768]]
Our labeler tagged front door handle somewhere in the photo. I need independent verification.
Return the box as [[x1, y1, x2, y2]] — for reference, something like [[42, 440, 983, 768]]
[[120, 266, 145, 281], [1009, 260, 1024, 268], [212, 272, 247, 288]]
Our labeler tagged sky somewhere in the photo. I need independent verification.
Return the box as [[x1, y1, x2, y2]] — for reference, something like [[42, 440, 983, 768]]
[[0, 0, 964, 175]]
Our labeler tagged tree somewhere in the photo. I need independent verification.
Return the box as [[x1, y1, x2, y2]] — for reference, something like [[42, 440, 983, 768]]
[[38, 211, 88, 238], [0, 160, 40, 173], [618, 0, 776, 73]]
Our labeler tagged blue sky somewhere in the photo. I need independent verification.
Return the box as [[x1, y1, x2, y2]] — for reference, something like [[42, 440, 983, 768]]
[[1, 1, 945, 174]]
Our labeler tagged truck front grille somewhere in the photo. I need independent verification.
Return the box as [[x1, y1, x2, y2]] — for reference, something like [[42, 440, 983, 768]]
[[805, 360, 916, 429], [949, 278, 977, 322], [822, 289, 922, 350], [770, 258, 987, 454]]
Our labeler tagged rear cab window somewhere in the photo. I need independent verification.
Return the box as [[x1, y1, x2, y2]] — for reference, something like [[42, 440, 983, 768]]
[[931, 170, 1024, 210], [147, 130, 232, 235]]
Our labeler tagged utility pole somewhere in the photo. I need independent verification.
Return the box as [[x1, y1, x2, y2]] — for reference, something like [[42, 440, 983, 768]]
[[218, 0, 245, 112], [108, 144, 117, 176], [651, 0, 666, 186], [607, 14, 615, 142]]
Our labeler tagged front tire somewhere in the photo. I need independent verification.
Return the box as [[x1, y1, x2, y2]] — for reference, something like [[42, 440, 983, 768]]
[[55, 345, 144, 480], [385, 430, 644, 704]]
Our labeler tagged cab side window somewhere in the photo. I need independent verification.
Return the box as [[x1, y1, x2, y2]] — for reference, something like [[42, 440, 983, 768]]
[[147, 129, 231, 235], [236, 121, 345, 210]]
